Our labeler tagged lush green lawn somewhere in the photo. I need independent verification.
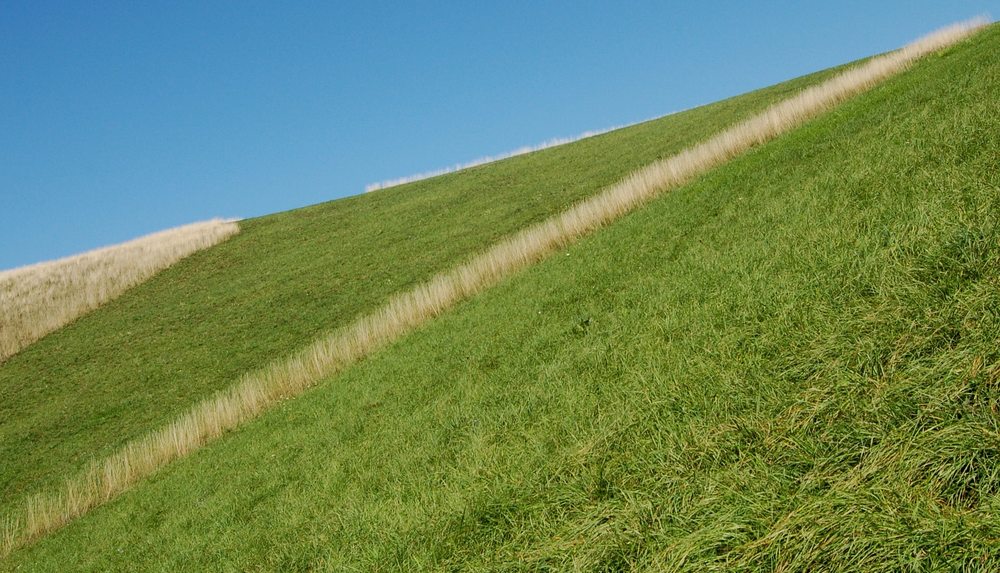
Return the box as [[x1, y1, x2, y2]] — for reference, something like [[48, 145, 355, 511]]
[[7, 25, 996, 572], [0, 62, 844, 517]]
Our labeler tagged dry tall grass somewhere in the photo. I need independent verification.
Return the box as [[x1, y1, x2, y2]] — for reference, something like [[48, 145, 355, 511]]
[[0, 219, 240, 363], [0, 18, 985, 558]]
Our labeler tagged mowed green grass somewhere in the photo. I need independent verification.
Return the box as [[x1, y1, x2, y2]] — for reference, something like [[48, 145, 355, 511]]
[[0, 64, 845, 516], [7, 25, 997, 572]]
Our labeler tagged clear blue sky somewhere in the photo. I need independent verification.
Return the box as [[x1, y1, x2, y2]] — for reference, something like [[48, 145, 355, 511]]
[[1, 1, 995, 269]]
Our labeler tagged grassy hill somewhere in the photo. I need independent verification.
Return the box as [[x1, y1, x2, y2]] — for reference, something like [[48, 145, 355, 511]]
[[4, 23, 998, 571], [0, 54, 845, 516]]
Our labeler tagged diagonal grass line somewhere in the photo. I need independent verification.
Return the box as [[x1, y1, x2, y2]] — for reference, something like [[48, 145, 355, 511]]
[[0, 17, 986, 559]]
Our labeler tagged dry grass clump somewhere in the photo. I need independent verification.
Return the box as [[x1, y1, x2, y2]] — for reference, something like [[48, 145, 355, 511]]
[[0, 219, 240, 363], [0, 18, 985, 558]]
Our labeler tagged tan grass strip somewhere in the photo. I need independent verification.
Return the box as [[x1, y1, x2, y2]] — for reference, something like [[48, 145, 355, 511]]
[[0, 18, 986, 558], [0, 219, 240, 363]]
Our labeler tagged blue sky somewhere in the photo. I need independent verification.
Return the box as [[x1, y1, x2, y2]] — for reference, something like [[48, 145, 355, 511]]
[[1, 1, 995, 269]]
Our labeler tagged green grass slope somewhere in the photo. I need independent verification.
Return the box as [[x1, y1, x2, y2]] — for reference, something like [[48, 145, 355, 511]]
[[0, 65, 844, 515], [8, 24, 997, 572]]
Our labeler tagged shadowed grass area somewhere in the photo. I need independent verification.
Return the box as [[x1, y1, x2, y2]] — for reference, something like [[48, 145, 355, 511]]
[[6, 23, 996, 572], [0, 59, 846, 516]]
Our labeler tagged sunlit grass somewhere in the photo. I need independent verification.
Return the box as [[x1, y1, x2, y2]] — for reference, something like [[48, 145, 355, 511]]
[[1, 20, 988, 565], [0, 25, 851, 536]]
